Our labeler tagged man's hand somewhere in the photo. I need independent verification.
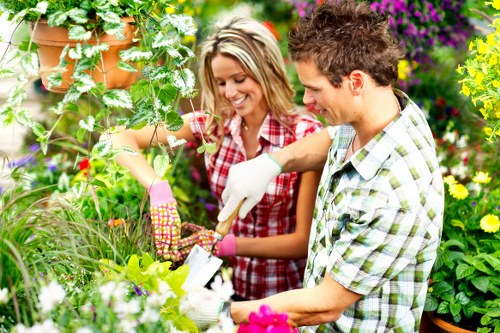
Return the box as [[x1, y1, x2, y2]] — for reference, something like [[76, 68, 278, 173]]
[[218, 154, 281, 221]]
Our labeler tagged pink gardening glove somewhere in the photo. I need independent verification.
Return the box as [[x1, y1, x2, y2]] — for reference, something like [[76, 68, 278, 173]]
[[149, 181, 183, 261], [213, 234, 237, 257]]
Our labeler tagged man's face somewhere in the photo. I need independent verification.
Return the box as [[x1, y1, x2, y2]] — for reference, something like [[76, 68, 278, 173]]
[[295, 60, 352, 126]]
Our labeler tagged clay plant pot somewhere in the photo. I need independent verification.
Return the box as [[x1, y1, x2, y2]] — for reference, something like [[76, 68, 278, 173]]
[[425, 312, 476, 333], [31, 18, 139, 93]]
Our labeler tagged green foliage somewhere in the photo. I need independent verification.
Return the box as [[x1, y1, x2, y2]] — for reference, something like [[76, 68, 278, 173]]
[[424, 163, 500, 331]]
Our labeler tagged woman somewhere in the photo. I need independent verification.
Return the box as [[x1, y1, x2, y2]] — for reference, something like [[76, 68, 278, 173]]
[[104, 16, 322, 300]]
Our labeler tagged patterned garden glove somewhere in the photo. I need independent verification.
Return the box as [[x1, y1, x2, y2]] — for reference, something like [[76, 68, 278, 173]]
[[149, 181, 217, 261], [149, 181, 183, 261]]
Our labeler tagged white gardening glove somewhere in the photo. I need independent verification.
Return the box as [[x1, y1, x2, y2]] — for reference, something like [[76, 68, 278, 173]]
[[218, 154, 281, 221], [180, 287, 226, 330]]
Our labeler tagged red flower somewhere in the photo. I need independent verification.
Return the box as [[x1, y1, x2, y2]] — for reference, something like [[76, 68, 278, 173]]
[[79, 158, 90, 171], [262, 21, 281, 40]]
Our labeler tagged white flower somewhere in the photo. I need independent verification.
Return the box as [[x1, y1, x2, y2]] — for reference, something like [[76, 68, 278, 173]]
[[443, 131, 457, 143], [14, 319, 60, 333], [113, 298, 140, 316], [39, 281, 66, 313], [210, 275, 234, 301], [140, 307, 160, 323], [118, 319, 137, 333], [0, 288, 9, 304], [456, 135, 468, 148], [99, 281, 126, 303], [450, 161, 468, 180]]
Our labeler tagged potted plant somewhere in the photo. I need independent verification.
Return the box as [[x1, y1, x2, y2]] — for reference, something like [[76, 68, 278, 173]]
[[424, 163, 500, 332], [0, 0, 199, 156]]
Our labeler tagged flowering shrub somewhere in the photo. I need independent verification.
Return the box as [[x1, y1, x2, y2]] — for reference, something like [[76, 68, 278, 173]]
[[457, 1, 500, 142], [424, 170, 500, 332], [286, 0, 471, 63], [238, 305, 298, 333]]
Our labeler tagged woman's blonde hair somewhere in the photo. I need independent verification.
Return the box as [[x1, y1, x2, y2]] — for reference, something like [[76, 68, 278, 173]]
[[198, 16, 297, 146]]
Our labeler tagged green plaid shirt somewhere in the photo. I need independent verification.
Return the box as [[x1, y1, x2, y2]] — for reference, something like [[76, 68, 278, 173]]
[[302, 91, 444, 333]]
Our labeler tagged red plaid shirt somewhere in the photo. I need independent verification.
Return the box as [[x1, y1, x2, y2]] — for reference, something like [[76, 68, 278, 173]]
[[189, 111, 322, 299]]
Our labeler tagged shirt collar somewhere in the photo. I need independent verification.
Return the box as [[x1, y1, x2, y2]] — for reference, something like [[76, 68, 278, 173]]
[[226, 112, 290, 147], [350, 90, 411, 181]]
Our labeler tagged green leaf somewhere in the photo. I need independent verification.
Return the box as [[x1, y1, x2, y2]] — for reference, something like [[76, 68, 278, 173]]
[[445, 239, 465, 250], [486, 307, 500, 318], [472, 277, 490, 293], [450, 302, 462, 317], [456, 263, 475, 279], [103, 90, 133, 109], [76, 128, 86, 144], [196, 145, 205, 154], [47, 11, 69, 27], [205, 142, 217, 154], [165, 111, 184, 131], [32, 122, 46, 138], [67, 8, 88, 24], [21, 52, 39, 77], [433, 281, 454, 296], [455, 291, 470, 305], [90, 179, 107, 188], [158, 84, 178, 106], [119, 47, 153, 62], [153, 155, 170, 177], [117, 61, 137, 72], [167, 14, 197, 36], [424, 294, 439, 311], [68, 26, 92, 41], [130, 79, 150, 103], [437, 301, 450, 314], [47, 73, 63, 89], [97, 11, 121, 24]]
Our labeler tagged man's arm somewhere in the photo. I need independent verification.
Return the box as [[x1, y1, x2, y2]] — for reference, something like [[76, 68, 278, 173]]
[[230, 272, 362, 327], [218, 128, 332, 221], [272, 128, 332, 173]]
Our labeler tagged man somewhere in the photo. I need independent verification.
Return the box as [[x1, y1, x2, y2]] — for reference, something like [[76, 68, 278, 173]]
[[190, 1, 444, 331]]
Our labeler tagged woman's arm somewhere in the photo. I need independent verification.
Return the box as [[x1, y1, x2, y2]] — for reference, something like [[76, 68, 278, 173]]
[[100, 114, 196, 188], [234, 169, 321, 259]]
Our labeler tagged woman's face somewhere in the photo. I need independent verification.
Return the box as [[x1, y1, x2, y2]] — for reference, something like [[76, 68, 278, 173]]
[[211, 54, 268, 118]]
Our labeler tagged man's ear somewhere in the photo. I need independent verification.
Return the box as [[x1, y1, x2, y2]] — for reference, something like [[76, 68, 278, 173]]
[[347, 70, 364, 96]]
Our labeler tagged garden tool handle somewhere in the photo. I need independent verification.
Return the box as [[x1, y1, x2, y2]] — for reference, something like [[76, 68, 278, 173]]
[[215, 200, 244, 238]]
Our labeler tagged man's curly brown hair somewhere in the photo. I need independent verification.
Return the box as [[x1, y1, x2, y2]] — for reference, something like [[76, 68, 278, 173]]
[[288, 0, 405, 88]]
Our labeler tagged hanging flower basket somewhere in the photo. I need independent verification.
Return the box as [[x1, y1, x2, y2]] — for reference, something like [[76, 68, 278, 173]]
[[31, 17, 139, 93]]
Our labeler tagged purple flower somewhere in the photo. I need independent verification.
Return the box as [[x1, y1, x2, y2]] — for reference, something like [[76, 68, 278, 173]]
[[133, 284, 143, 296]]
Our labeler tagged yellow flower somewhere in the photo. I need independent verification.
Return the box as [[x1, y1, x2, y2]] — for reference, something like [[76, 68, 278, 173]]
[[478, 42, 488, 54], [166, 6, 176, 14], [489, 55, 497, 65], [443, 175, 457, 186], [461, 84, 471, 96], [493, 80, 500, 88], [493, 0, 500, 10], [484, 127, 492, 136], [449, 183, 469, 200], [480, 214, 500, 233], [475, 72, 484, 85], [469, 41, 475, 51], [472, 171, 491, 184], [398, 60, 411, 80], [486, 33, 495, 45]]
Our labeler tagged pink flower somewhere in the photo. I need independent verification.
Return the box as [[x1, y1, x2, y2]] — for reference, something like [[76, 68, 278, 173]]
[[238, 305, 298, 333]]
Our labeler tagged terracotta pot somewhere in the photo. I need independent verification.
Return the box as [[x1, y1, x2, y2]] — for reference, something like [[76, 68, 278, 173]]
[[31, 18, 139, 93], [425, 312, 476, 333]]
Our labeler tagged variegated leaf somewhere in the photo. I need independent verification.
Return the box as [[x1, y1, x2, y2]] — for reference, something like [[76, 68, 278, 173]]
[[119, 146, 139, 156], [93, 139, 112, 157], [153, 154, 170, 177], [167, 14, 197, 36], [172, 68, 196, 97], [15, 108, 33, 127], [47, 73, 63, 90], [152, 33, 176, 48], [72, 72, 96, 93], [103, 90, 133, 109], [68, 44, 83, 59], [21, 52, 39, 77], [0, 68, 16, 78], [71, 181, 86, 199], [79, 115, 96, 131], [103, 21, 125, 39], [177, 45, 195, 59], [68, 26, 92, 41], [62, 87, 83, 103], [117, 61, 137, 72], [119, 47, 153, 62], [47, 11, 69, 27], [58, 172, 70, 191], [12, 10, 28, 22], [7, 86, 27, 106], [147, 66, 171, 80], [0, 49, 22, 69], [167, 135, 186, 148], [165, 45, 182, 59], [30, 1, 48, 15], [68, 8, 89, 24], [83, 44, 109, 58], [97, 11, 121, 24], [49, 101, 65, 115]]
